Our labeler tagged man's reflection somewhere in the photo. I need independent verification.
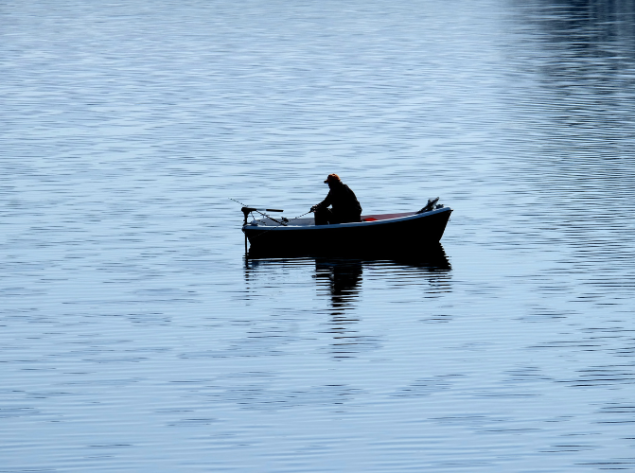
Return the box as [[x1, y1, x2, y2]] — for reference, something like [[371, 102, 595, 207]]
[[314, 259, 363, 359], [314, 259, 363, 312]]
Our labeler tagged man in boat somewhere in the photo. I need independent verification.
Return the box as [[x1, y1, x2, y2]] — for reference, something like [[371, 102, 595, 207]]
[[311, 174, 362, 225]]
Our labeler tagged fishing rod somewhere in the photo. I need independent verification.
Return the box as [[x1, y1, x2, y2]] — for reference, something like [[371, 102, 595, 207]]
[[229, 198, 289, 226], [230, 198, 316, 225]]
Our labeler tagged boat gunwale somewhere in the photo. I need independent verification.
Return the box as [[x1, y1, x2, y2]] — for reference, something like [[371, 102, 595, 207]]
[[243, 207, 452, 232]]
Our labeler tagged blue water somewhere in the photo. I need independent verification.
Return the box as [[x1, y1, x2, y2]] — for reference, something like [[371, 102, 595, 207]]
[[2, 0, 635, 471]]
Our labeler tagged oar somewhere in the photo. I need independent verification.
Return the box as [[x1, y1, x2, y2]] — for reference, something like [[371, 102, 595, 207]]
[[417, 197, 439, 214]]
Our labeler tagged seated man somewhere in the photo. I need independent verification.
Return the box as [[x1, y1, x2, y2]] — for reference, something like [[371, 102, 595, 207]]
[[311, 174, 362, 225]]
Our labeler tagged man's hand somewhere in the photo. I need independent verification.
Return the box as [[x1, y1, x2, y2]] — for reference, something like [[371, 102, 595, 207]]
[[310, 205, 318, 212]]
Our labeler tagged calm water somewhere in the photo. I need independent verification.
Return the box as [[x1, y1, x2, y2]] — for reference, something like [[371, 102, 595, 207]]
[[2, 0, 635, 471]]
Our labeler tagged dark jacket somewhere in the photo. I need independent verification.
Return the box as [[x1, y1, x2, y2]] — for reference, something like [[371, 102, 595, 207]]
[[317, 182, 362, 221]]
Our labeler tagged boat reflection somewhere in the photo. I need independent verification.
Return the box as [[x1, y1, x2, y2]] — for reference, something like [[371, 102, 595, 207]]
[[246, 238, 453, 262], [244, 243, 452, 305], [244, 244, 452, 360]]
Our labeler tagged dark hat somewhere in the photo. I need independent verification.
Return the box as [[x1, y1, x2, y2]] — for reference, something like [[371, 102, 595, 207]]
[[324, 173, 341, 183]]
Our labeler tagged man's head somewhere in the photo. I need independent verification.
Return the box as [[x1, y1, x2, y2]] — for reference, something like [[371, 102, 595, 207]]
[[324, 173, 341, 186]]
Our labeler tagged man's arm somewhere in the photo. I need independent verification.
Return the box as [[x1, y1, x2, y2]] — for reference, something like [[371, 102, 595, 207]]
[[315, 189, 333, 210]]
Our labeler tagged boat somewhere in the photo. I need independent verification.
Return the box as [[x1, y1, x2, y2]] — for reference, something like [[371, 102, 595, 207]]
[[241, 198, 452, 257]]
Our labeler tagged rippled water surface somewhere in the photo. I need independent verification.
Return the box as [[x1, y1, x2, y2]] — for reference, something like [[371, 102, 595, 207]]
[[2, 0, 635, 471]]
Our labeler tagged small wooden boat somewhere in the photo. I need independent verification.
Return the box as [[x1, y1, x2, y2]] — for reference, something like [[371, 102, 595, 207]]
[[241, 199, 452, 257]]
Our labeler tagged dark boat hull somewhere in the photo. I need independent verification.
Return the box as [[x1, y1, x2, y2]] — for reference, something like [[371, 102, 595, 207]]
[[243, 207, 452, 257]]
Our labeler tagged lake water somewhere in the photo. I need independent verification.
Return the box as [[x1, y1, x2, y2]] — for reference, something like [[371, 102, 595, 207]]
[[2, 0, 635, 471]]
